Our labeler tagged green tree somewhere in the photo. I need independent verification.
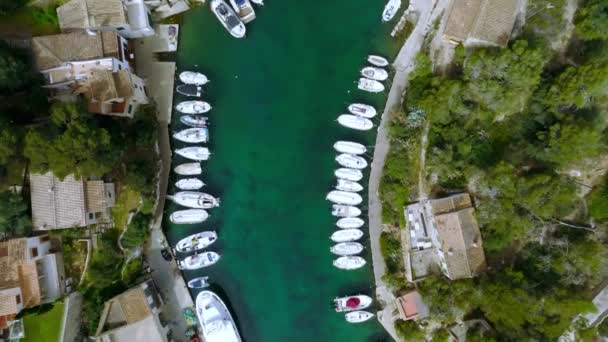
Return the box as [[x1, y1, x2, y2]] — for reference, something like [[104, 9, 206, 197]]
[[0, 44, 30, 92], [0, 190, 30, 237], [0, 127, 17, 166], [588, 180, 608, 221], [395, 320, 426, 341], [575, 0, 608, 40], [0, 0, 28, 16], [539, 123, 604, 167], [121, 212, 151, 250], [545, 63, 608, 111]]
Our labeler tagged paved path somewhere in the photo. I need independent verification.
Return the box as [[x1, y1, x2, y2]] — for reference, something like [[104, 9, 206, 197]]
[[59, 292, 83, 342]]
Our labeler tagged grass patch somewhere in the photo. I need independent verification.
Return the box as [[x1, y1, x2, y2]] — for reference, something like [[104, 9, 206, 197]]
[[0, 8, 60, 36], [112, 187, 142, 231], [21, 302, 64, 342]]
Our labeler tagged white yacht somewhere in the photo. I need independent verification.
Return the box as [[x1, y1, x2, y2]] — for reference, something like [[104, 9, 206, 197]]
[[330, 242, 364, 255], [332, 204, 362, 218], [361, 66, 388, 81], [211, 0, 246, 39], [170, 209, 209, 224], [174, 128, 209, 144], [334, 295, 372, 312], [178, 252, 220, 270], [368, 55, 389, 67], [176, 231, 218, 253], [176, 147, 211, 161], [188, 276, 210, 289], [251, 0, 263, 4], [326, 191, 363, 205], [335, 168, 363, 182], [176, 101, 212, 114], [176, 178, 205, 190], [331, 229, 364, 242], [336, 179, 363, 192], [336, 217, 365, 229], [358, 78, 385, 93], [382, 0, 401, 22], [337, 114, 374, 131], [348, 103, 377, 118], [229, 0, 256, 23], [175, 163, 202, 176], [334, 141, 367, 155], [177, 84, 202, 97], [181, 115, 208, 128], [167, 191, 220, 209], [336, 154, 368, 169], [179, 71, 209, 85], [333, 256, 366, 270], [196, 291, 242, 342], [345, 311, 375, 323]]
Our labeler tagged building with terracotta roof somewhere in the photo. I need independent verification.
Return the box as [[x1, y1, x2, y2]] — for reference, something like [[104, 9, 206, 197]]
[[0, 236, 66, 330], [396, 290, 429, 321], [94, 280, 168, 342], [29, 172, 116, 230]]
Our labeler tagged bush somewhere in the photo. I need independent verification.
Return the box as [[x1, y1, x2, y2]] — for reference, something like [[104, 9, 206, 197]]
[[395, 320, 426, 341], [121, 212, 151, 250], [380, 231, 404, 273], [121, 257, 143, 285]]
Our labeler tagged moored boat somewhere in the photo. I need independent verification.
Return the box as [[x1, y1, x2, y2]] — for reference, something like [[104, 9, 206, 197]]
[[358, 78, 385, 93], [336, 217, 365, 229], [333, 256, 366, 270], [170, 209, 209, 224], [229, 0, 256, 24], [345, 310, 375, 323], [335, 168, 363, 182], [336, 179, 363, 192], [332, 204, 362, 218], [330, 242, 364, 255], [331, 229, 364, 242], [179, 71, 209, 85], [334, 141, 367, 155], [167, 191, 220, 209], [334, 295, 372, 312], [180, 115, 208, 128], [174, 162, 202, 176], [177, 84, 202, 97], [382, 0, 401, 22], [188, 276, 210, 289], [211, 0, 246, 39], [348, 103, 377, 118], [337, 114, 374, 131], [176, 178, 205, 190], [175, 146, 211, 161], [196, 290, 242, 342], [176, 101, 212, 114], [178, 251, 220, 270], [173, 128, 209, 144], [361, 66, 389, 81], [326, 190, 363, 205], [368, 54, 389, 67], [336, 154, 368, 169], [176, 231, 218, 253], [251, 0, 263, 4]]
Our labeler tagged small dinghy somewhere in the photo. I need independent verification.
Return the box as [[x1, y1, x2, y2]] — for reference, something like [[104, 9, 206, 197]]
[[178, 252, 220, 270], [382, 0, 401, 22], [336, 154, 368, 169], [180, 115, 208, 128], [331, 242, 364, 256], [176, 231, 218, 253], [326, 190, 363, 205], [176, 101, 211, 114], [337, 217, 365, 229], [345, 310, 375, 323], [332, 204, 362, 218], [187, 276, 210, 289], [334, 141, 367, 155], [348, 103, 377, 118], [335, 168, 363, 182], [334, 256, 367, 270], [334, 295, 372, 312], [177, 84, 202, 97], [170, 209, 209, 224], [358, 78, 385, 93], [175, 163, 202, 176], [174, 128, 209, 144], [179, 71, 209, 85], [336, 179, 364, 192], [338, 114, 374, 131], [176, 178, 205, 190], [368, 55, 389, 67], [361, 66, 388, 81], [175, 147, 211, 161], [331, 229, 364, 242], [167, 191, 220, 209]]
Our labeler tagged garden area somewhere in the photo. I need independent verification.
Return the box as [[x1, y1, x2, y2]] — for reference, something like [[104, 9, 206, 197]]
[[20, 302, 64, 342]]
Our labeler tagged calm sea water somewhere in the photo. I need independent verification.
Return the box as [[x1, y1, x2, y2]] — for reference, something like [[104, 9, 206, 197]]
[[166, 2, 397, 341]]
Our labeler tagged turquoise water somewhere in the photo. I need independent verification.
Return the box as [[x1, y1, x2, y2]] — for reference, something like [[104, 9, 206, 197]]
[[166, 2, 396, 341]]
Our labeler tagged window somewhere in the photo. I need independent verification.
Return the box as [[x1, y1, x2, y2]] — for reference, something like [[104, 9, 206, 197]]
[[30, 247, 38, 258], [88, 213, 94, 220], [127, 105, 133, 114], [16, 295, 21, 305], [40, 235, 50, 242], [118, 64, 122, 70], [0, 247, 7, 257]]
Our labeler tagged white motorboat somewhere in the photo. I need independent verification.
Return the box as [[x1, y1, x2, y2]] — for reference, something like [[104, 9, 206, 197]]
[[334, 141, 367, 155], [176, 101, 212, 114], [332, 205, 362, 218], [177, 84, 202, 97], [181, 115, 208, 128], [175, 163, 202, 176], [188, 276, 210, 289], [348, 103, 377, 118], [178, 252, 220, 270], [176, 178, 205, 190], [196, 291, 242, 342], [336, 179, 363, 192], [336, 217, 365, 229], [382, 0, 401, 22], [345, 310, 375, 323], [333, 256, 366, 270], [337, 114, 374, 131], [174, 128, 209, 144], [211, 0, 246, 39], [368, 55, 389, 67], [179, 71, 209, 85], [326, 190, 363, 205], [334, 295, 372, 312], [330, 242, 364, 256], [170, 209, 209, 224], [331, 229, 364, 242], [336, 154, 368, 169], [176, 147, 211, 161], [167, 191, 220, 209], [361, 66, 389, 81], [229, 0, 256, 24], [358, 78, 385, 93], [335, 168, 363, 182], [176, 231, 218, 253], [250, 0, 263, 4]]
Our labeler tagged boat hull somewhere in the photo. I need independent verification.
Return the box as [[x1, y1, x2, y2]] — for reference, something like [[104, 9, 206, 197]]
[[175, 147, 211, 161], [168, 191, 220, 209], [334, 295, 373, 312], [361, 67, 389, 81], [179, 71, 209, 85], [176, 101, 211, 114], [211, 0, 246, 39], [334, 141, 367, 155], [335, 168, 363, 181], [336, 217, 365, 229], [173, 128, 209, 143], [170, 209, 209, 224], [337, 114, 374, 131], [368, 55, 389, 67], [180, 115, 208, 128], [187, 276, 210, 289], [358, 78, 385, 93], [174, 163, 202, 176], [336, 179, 363, 192], [345, 310, 375, 323], [175, 178, 205, 190], [331, 229, 364, 242], [330, 242, 364, 255], [348, 103, 377, 118], [176, 231, 218, 253], [336, 154, 368, 169], [326, 190, 363, 205], [178, 252, 220, 270], [333, 256, 366, 270], [332, 205, 362, 218], [196, 291, 242, 342]]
